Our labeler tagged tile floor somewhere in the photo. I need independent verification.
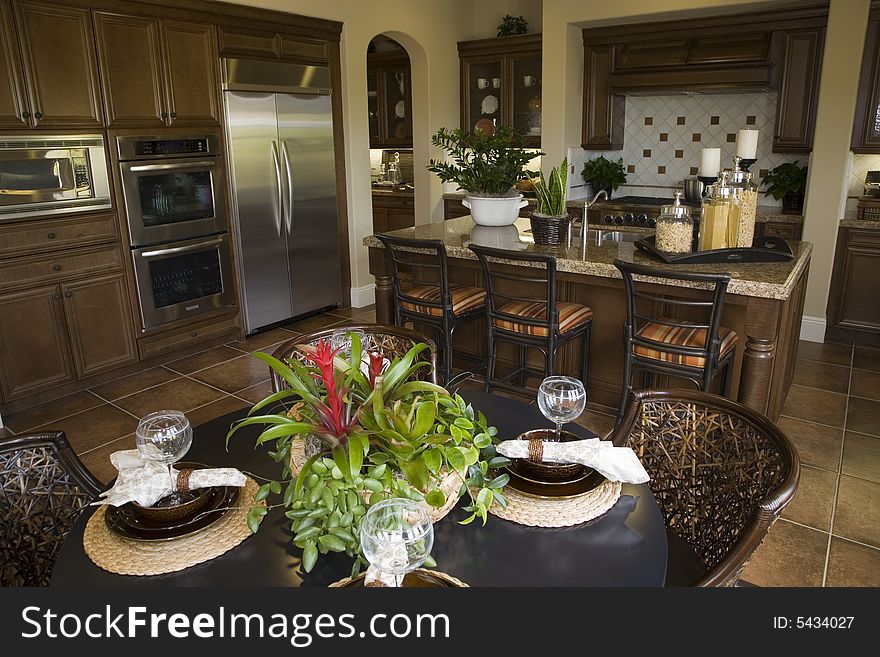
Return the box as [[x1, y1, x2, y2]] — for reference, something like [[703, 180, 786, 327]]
[[2, 306, 877, 586]]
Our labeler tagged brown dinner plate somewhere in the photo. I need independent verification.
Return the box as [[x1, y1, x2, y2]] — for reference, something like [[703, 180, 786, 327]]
[[506, 459, 592, 486], [336, 569, 465, 588], [105, 485, 240, 542], [504, 465, 605, 500]]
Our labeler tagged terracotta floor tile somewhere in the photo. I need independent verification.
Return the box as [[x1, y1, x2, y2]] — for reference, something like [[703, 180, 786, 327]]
[[79, 434, 134, 485], [834, 475, 880, 548], [113, 378, 224, 418], [776, 416, 843, 472], [850, 369, 880, 401], [792, 359, 851, 394], [781, 384, 848, 428], [741, 520, 827, 587], [780, 465, 837, 531], [825, 537, 880, 587], [90, 367, 179, 402], [284, 312, 347, 335], [183, 396, 250, 428], [797, 340, 852, 367], [227, 327, 298, 353], [3, 390, 105, 433], [235, 380, 274, 405], [189, 355, 270, 394], [854, 346, 880, 373], [33, 404, 138, 454], [842, 432, 880, 484], [329, 304, 375, 319], [165, 345, 244, 375], [846, 396, 880, 437], [573, 409, 616, 438]]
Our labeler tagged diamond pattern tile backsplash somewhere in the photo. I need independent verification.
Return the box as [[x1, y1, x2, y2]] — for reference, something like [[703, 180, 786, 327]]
[[571, 93, 811, 207]]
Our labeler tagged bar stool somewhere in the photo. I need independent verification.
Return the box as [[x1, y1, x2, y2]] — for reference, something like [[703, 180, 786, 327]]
[[378, 235, 486, 385], [614, 259, 738, 420], [468, 244, 592, 397]]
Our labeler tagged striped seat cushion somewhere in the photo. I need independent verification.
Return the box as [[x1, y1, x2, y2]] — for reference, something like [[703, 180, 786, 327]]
[[633, 319, 738, 367], [494, 301, 593, 336], [399, 284, 486, 317]]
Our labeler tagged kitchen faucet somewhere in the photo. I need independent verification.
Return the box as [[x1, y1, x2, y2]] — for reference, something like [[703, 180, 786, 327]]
[[567, 189, 609, 249]]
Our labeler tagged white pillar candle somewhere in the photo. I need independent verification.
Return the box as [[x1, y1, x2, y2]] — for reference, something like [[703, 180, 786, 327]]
[[700, 148, 721, 177], [736, 129, 759, 158]]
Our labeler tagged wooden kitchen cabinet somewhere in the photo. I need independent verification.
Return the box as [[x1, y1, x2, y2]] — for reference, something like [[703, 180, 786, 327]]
[[826, 226, 880, 344], [0, 1, 27, 129], [95, 14, 220, 128], [0, 285, 75, 400], [61, 274, 137, 379], [582, 44, 625, 150], [852, 5, 880, 152], [12, 1, 103, 129], [458, 34, 542, 148], [372, 192, 415, 233], [772, 28, 824, 153], [367, 52, 412, 148]]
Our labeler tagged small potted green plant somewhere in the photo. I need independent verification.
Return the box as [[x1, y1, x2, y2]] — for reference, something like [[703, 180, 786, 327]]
[[581, 156, 626, 198], [428, 126, 541, 226], [761, 162, 807, 214], [497, 15, 528, 37], [529, 158, 569, 245]]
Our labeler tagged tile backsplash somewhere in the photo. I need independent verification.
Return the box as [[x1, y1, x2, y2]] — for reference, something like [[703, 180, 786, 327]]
[[570, 93, 810, 207], [847, 153, 880, 211]]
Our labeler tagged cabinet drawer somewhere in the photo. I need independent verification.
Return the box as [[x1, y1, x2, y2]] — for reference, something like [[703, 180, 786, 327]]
[[763, 222, 797, 239], [0, 212, 118, 258], [847, 227, 880, 247], [138, 314, 239, 360], [0, 244, 123, 290]]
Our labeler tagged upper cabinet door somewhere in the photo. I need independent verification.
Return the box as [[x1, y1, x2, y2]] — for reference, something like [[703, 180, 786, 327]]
[[94, 12, 166, 128], [773, 28, 824, 153], [0, 1, 28, 128], [852, 12, 880, 152], [461, 56, 504, 137], [13, 1, 102, 129], [381, 66, 411, 146], [510, 53, 542, 148], [582, 44, 625, 150], [160, 20, 221, 127]]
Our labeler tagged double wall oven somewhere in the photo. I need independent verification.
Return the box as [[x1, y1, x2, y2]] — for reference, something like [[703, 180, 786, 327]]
[[118, 134, 235, 330]]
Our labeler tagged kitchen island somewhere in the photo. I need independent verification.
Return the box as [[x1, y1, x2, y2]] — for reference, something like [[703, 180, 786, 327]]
[[365, 216, 812, 420]]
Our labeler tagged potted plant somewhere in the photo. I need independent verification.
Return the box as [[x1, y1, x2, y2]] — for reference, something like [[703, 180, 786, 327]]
[[428, 126, 540, 226], [761, 161, 808, 214], [529, 158, 569, 245], [497, 14, 528, 37], [227, 333, 510, 576], [581, 156, 627, 198]]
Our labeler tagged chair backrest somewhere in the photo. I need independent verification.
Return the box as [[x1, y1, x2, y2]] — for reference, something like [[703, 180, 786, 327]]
[[270, 323, 439, 391], [469, 244, 558, 334], [0, 431, 103, 586], [614, 259, 730, 365], [378, 235, 453, 316], [610, 389, 800, 587]]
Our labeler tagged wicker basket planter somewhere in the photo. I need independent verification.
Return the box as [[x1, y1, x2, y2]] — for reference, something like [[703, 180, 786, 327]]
[[530, 211, 570, 245]]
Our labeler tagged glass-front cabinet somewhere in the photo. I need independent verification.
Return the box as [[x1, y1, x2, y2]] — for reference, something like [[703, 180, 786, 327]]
[[458, 33, 542, 148], [366, 52, 412, 149]]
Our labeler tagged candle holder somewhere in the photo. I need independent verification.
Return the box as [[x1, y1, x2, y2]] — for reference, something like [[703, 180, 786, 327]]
[[738, 158, 757, 172], [697, 175, 717, 197]]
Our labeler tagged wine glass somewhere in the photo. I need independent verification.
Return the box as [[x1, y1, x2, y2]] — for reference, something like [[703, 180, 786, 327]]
[[537, 376, 586, 438], [360, 498, 433, 587], [135, 410, 193, 506]]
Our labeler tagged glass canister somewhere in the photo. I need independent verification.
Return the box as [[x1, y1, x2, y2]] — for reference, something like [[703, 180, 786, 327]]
[[699, 170, 735, 251], [729, 156, 759, 247], [655, 190, 694, 253]]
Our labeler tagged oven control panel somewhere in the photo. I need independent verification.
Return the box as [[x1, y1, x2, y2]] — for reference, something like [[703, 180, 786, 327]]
[[117, 134, 221, 161]]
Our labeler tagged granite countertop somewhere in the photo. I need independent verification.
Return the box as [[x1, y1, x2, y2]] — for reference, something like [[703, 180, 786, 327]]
[[372, 185, 414, 197], [441, 192, 803, 224], [840, 216, 880, 230], [365, 216, 813, 300]]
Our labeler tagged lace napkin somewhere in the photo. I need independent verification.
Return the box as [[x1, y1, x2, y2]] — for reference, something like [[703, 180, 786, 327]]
[[93, 450, 247, 507], [497, 437, 650, 484]]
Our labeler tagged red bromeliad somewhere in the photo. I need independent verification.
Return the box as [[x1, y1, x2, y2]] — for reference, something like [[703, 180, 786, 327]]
[[368, 352, 384, 388], [307, 339, 358, 444]]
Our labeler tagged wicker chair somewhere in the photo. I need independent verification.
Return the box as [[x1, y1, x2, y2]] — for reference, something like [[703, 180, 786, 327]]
[[0, 431, 103, 586], [609, 389, 800, 587], [270, 323, 439, 392]]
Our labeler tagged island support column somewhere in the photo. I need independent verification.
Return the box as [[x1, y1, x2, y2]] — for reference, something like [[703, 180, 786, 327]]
[[370, 248, 395, 325]]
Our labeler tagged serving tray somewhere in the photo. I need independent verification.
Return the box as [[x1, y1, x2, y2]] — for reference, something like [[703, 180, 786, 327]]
[[635, 234, 794, 264]]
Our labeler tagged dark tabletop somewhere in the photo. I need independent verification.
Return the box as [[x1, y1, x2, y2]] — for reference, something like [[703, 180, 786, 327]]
[[51, 390, 668, 587]]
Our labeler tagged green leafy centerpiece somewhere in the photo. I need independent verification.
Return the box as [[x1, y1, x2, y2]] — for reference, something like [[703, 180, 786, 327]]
[[227, 333, 509, 576]]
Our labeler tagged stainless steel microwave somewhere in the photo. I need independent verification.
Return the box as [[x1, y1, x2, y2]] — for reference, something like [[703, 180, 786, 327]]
[[0, 135, 112, 221]]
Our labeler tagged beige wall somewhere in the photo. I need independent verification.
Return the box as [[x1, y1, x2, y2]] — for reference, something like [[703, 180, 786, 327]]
[[542, 0, 870, 328]]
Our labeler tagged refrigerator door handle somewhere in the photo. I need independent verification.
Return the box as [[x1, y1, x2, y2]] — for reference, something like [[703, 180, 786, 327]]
[[270, 141, 283, 236], [281, 141, 294, 235]]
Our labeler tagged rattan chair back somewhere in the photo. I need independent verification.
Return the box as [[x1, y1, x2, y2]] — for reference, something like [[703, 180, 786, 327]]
[[610, 389, 800, 587], [0, 431, 103, 586]]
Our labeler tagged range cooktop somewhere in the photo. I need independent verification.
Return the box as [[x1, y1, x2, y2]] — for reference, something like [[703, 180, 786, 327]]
[[590, 195, 702, 227]]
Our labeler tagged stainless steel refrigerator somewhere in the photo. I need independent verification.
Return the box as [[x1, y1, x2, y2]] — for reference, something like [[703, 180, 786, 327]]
[[223, 58, 342, 333]]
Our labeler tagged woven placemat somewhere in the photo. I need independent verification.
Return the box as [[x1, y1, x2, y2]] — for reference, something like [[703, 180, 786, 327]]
[[83, 477, 263, 576], [490, 479, 622, 528], [328, 568, 469, 588]]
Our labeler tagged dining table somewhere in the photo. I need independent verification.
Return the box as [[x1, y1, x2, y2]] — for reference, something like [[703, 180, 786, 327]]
[[51, 389, 668, 587]]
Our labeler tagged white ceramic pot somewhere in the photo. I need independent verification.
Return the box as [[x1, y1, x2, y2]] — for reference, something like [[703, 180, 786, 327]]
[[462, 194, 528, 226], [468, 224, 527, 250]]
